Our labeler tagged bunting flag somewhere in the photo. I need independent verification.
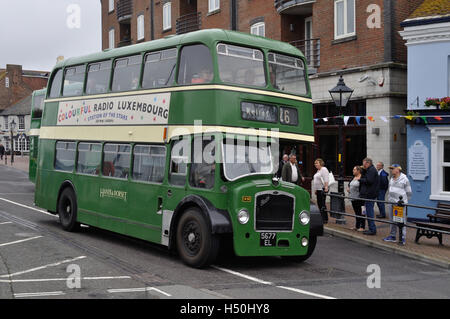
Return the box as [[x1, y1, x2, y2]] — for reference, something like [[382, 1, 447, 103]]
[[312, 114, 450, 125], [343, 116, 350, 126]]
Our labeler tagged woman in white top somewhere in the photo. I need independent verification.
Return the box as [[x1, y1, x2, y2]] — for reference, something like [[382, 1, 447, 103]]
[[313, 158, 329, 223]]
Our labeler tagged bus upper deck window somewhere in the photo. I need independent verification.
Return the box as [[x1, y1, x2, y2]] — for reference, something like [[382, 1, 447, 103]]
[[111, 55, 142, 92], [86, 61, 111, 95], [49, 69, 63, 98], [177, 44, 213, 85], [217, 43, 266, 87], [63, 65, 86, 97], [142, 48, 177, 89], [268, 52, 308, 96]]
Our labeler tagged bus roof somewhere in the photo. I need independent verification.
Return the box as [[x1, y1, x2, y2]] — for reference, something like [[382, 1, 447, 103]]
[[54, 29, 305, 70], [33, 88, 47, 96]]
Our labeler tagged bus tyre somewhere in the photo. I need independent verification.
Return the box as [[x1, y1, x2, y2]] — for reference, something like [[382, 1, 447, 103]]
[[282, 235, 317, 263], [57, 188, 81, 232], [176, 208, 219, 268]]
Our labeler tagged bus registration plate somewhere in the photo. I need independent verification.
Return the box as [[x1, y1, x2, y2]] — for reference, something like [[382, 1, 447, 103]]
[[260, 232, 277, 247]]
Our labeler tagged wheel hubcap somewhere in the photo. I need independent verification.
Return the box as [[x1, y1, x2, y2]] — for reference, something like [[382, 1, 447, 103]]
[[182, 221, 201, 255]]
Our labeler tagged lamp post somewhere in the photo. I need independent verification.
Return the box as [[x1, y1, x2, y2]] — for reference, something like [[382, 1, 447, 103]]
[[329, 75, 353, 224], [10, 119, 16, 165]]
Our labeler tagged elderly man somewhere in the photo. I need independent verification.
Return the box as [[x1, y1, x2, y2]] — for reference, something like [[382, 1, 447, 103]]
[[360, 157, 380, 235], [281, 154, 305, 185], [376, 162, 389, 218]]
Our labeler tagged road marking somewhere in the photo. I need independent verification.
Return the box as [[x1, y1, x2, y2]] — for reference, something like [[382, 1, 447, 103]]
[[0, 197, 57, 218], [0, 256, 87, 278], [276, 285, 336, 300], [107, 286, 172, 297], [0, 236, 43, 247], [0, 276, 131, 283], [212, 265, 336, 299], [0, 222, 13, 225], [211, 266, 273, 285], [14, 291, 65, 298]]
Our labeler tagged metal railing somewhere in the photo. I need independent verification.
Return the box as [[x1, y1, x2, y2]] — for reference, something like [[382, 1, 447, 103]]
[[324, 192, 450, 245], [176, 12, 202, 35], [290, 38, 320, 70]]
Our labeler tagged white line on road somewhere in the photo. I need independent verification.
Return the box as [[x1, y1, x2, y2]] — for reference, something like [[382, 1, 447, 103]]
[[0, 222, 13, 225], [211, 266, 273, 285], [14, 291, 65, 298], [0, 276, 132, 283], [107, 286, 172, 297], [0, 236, 43, 247], [0, 256, 87, 278], [0, 197, 57, 218], [212, 265, 336, 299], [276, 285, 336, 300]]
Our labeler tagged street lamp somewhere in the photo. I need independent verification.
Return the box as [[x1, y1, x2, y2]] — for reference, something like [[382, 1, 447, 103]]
[[10, 119, 16, 165], [329, 75, 353, 224]]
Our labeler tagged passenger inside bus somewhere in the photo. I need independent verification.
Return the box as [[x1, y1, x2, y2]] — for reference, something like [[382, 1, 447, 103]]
[[191, 68, 213, 84]]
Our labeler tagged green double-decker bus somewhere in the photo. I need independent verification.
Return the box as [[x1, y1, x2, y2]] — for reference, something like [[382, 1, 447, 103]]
[[34, 29, 323, 268], [29, 88, 46, 183]]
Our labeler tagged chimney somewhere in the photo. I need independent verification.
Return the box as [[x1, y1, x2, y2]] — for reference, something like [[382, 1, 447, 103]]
[[6, 64, 23, 86]]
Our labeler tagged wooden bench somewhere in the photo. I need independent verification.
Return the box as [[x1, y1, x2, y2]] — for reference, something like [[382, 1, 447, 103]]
[[415, 202, 450, 245]]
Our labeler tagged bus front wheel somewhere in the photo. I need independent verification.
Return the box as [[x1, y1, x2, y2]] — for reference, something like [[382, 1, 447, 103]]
[[57, 188, 81, 232], [176, 208, 219, 268]]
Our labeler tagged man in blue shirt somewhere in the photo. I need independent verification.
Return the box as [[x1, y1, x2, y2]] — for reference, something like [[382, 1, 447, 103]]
[[376, 162, 389, 218]]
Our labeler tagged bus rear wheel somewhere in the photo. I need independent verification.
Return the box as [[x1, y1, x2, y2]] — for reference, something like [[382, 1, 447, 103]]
[[57, 187, 81, 232], [176, 208, 219, 268], [282, 235, 317, 263]]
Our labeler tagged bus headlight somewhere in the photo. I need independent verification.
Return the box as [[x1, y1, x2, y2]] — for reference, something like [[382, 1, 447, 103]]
[[238, 209, 250, 225], [301, 237, 308, 247], [299, 211, 310, 225]]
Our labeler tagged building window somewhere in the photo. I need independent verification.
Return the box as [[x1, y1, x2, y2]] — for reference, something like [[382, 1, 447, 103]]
[[430, 128, 450, 200], [18, 116, 25, 130], [109, 0, 114, 13], [208, 0, 220, 13], [163, 2, 171, 31], [334, 0, 355, 39], [3, 117, 8, 131], [250, 22, 265, 37], [137, 14, 145, 41], [109, 28, 115, 49]]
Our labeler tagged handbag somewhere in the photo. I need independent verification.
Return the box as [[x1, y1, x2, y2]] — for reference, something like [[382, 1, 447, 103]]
[[320, 170, 337, 188]]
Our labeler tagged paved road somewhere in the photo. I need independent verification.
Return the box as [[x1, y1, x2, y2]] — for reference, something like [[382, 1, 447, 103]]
[[0, 165, 449, 300]]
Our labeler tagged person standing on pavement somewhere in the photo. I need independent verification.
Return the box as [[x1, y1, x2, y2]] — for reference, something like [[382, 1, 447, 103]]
[[277, 154, 289, 178], [0, 144, 4, 160], [312, 158, 329, 224], [359, 158, 379, 235], [347, 166, 365, 232], [281, 154, 305, 185], [376, 162, 389, 218], [383, 164, 412, 245]]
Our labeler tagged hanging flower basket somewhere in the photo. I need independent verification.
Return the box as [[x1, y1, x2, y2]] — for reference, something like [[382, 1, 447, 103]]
[[425, 97, 450, 110]]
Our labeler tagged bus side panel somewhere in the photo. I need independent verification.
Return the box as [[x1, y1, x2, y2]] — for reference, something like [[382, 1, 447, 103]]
[[35, 139, 58, 211]]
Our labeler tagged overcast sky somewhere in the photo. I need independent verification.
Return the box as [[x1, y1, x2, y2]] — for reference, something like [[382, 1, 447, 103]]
[[0, 0, 101, 72]]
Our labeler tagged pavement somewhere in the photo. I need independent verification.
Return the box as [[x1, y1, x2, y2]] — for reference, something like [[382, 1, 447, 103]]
[[2, 155, 450, 270]]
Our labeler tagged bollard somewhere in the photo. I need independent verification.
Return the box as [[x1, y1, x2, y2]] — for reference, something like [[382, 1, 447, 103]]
[[394, 196, 405, 245], [330, 192, 346, 225]]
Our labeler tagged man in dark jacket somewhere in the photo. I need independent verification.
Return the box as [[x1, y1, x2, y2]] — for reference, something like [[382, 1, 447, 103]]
[[277, 154, 289, 178], [281, 154, 304, 186], [376, 161, 389, 218], [0, 144, 4, 160], [360, 157, 379, 235]]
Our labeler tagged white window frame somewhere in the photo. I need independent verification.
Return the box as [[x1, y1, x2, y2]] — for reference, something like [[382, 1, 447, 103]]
[[334, 0, 356, 40], [430, 127, 450, 200], [18, 116, 25, 130], [208, 0, 220, 13], [108, 0, 114, 13], [163, 2, 172, 31], [137, 14, 145, 41], [3, 116, 8, 131], [250, 22, 265, 37], [109, 28, 115, 49]]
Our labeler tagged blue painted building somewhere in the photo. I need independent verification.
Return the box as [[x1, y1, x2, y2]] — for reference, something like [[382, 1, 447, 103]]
[[400, 0, 450, 220]]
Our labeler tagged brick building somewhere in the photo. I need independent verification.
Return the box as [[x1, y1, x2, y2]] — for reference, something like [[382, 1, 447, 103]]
[[0, 64, 48, 111], [101, 0, 424, 179]]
